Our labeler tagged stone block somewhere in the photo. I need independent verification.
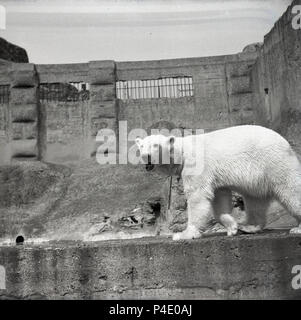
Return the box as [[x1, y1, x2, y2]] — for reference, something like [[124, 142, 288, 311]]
[[11, 104, 37, 123], [91, 118, 116, 137], [90, 101, 117, 119], [10, 139, 38, 158], [90, 84, 116, 102], [228, 93, 253, 112], [12, 121, 37, 140], [11, 63, 37, 88], [10, 87, 38, 105], [228, 76, 251, 95], [226, 62, 254, 78]]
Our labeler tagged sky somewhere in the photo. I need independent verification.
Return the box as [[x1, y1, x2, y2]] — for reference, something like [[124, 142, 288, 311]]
[[0, 0, 293, 64]]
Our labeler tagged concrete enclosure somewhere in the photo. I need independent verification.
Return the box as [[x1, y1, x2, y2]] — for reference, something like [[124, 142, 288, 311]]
[[0, 51, 259, 165], [0, 0, 301, 300], [0, 1, 300, 164]]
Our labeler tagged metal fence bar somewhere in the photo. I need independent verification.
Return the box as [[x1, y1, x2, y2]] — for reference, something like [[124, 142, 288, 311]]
[[116, 76, 193, 101], [39, 82, 90, 102]]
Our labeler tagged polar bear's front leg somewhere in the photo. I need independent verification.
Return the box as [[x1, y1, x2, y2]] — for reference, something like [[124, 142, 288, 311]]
[[172, 192, 212, 241], [212, 189, 238, 236]]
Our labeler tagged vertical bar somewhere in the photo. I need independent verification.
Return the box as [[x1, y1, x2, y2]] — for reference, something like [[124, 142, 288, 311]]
[[133, 80, 135, 99], [136, 80, 138, 99], [152, 79, 155, 98], [130, 80, 133, 99]]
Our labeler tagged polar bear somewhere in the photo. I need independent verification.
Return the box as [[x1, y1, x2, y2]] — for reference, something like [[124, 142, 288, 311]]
[[135, 125, 301, 240]]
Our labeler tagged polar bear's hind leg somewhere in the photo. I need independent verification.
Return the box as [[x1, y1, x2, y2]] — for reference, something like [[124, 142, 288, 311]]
[[273, 172, 301, 234], [242, 195, 270, 232]]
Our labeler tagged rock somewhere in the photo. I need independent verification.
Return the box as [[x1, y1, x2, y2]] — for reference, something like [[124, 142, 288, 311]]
[[232, 192, 244, 210], [0, 37, 29, 63], [87, 220, 112, 235], [242, 42, 263, 53]]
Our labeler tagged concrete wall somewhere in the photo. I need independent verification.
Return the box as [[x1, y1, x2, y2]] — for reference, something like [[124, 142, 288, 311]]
[[0, 232, 301, 299], [37, 63, 91, 162], [0, 1, 300, 165], [43, 101, 90, 163], [251, 0, 301, 155], [0, 63, 41, 163], [0, 102, 9, 164], [0, 51, 258, 164], [117, 53, 257, 134]]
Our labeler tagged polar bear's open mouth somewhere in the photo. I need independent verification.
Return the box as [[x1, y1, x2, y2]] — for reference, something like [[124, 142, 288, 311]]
[[145, 155, 155, 171], [145, 164, 155, 171]]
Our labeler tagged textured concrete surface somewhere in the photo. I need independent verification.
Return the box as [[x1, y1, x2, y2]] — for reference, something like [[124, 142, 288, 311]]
[[251, 0, 301, 155], [0, 231, 301, 299]]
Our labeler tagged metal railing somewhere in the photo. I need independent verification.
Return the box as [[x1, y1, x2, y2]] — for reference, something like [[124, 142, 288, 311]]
[[39, 82, 90, 102], [116, 76, 194, 100]]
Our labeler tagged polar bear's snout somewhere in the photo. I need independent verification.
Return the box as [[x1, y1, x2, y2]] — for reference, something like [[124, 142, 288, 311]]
[[139, 153, 154, 170]]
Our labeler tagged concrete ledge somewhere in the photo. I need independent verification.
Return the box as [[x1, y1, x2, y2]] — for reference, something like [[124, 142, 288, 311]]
[[89, 61, 116, 85], [0, 231, 301, 299], [36, 63, 89, 83]]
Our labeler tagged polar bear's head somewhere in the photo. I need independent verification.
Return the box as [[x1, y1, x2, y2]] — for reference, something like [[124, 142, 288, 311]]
[[135, 135, 175, 172]]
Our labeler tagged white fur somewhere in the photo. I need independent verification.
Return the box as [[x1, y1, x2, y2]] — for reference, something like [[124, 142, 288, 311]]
[[136, 125, 301, 240]]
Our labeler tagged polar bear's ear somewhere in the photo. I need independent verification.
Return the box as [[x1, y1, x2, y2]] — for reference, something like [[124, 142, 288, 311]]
[[135, 137, 142, 147]]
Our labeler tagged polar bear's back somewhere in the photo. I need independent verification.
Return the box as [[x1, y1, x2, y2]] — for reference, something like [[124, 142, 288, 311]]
[[198, 125, 300, 196], [204, 125, 290, 155]]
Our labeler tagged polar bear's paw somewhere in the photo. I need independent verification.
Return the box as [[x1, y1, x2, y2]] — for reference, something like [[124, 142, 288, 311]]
[[172, 227, 202, 241], [289, 227, 301, 234], [226, 224, 238, 236], [238, 224, 262, 234]]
